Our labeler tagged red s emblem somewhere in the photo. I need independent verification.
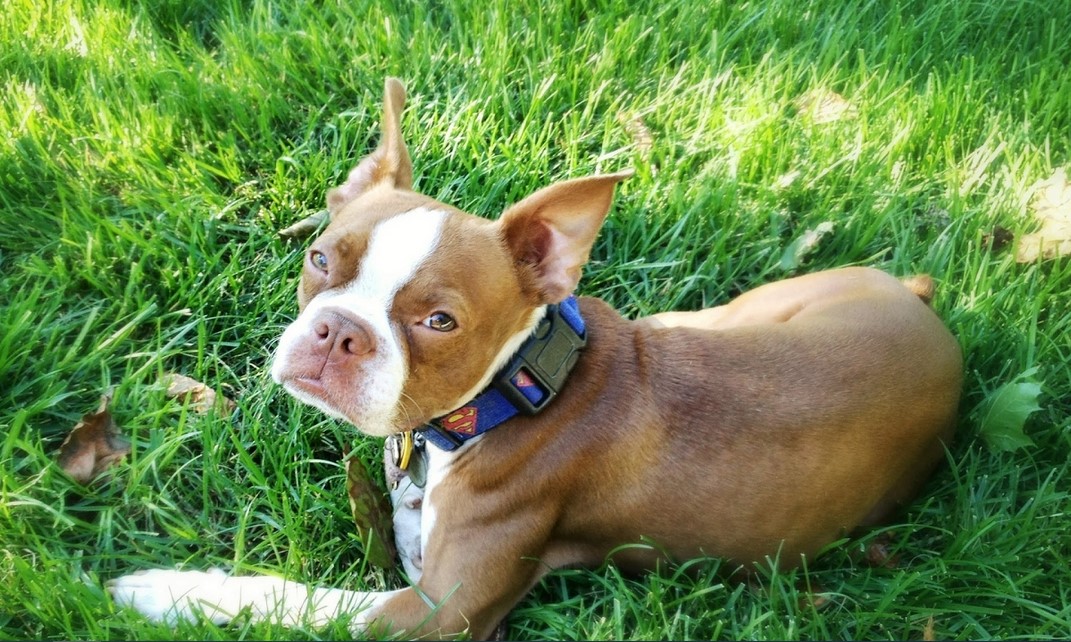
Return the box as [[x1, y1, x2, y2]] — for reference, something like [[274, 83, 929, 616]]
[[513, 370, 537, 389], [442, 407, 478, 435]]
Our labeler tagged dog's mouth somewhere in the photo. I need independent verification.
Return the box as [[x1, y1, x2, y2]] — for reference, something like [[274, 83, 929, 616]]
[[273, 365, 413, 437], [277, 374, 347, 420], [284, 376, 328, 399]]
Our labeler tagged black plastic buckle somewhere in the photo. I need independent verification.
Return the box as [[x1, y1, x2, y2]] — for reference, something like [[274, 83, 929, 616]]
[[490, 303, 587, 415]]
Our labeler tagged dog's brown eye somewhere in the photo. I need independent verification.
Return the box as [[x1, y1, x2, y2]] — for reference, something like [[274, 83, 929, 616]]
[[422, 312, 457, 332], [309, 250, 328, 273]]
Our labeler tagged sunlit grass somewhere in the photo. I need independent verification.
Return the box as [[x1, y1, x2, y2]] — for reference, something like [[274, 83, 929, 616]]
[[2, 0, 1070, 639]]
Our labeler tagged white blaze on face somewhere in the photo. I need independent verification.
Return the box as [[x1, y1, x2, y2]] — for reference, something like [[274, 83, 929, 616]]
[[271, 207, 447, 435]]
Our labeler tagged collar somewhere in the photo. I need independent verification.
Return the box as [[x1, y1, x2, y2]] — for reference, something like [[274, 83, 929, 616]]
[[417, 296, 587, 451]]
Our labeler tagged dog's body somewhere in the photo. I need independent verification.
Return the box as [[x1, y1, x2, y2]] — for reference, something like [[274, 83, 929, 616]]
[[109, 79, 962, 639]]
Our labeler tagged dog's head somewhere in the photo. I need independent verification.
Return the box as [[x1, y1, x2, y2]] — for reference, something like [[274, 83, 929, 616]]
[[271, 78, 630, 437]]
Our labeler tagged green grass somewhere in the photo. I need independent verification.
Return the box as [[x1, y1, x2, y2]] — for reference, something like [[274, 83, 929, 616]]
[[2, 0, 1071, 639]]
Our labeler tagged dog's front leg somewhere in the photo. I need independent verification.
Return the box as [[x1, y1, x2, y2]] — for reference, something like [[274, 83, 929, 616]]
[[107, 568, 403, 628], [108, 559, 530, 639]]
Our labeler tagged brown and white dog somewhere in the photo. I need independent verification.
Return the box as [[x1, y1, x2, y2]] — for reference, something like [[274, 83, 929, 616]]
[[108, 79, 963, 639]]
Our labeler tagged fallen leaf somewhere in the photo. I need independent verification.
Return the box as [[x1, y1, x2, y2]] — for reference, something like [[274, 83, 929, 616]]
[[1016, 168, 1071, 262], [794, 89, 857, 124], [162, 373, 236, 414], [279, 209, 330, 239], [863, 537, 900, 569], [922, 615, 936, 641], [57, 393, 131, 484], [780, 221, 835, 271], [344, 448, 396, 570], [797, 586, 831, 611], [982, 225, 1014, 253], [616, 112, 653, 158], [975, 369, 1042, 453]]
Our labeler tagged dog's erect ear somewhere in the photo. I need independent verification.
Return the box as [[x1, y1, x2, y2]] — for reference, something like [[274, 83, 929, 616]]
[[326, 78, 414, 215], [498, 170, 633, 303]]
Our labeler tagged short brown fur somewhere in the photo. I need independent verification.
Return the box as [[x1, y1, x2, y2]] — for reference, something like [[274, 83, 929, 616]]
[[335, 80, 963, 639]]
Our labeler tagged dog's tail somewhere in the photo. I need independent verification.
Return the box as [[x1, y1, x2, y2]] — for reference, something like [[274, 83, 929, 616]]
[[900, 274, 935, 305]]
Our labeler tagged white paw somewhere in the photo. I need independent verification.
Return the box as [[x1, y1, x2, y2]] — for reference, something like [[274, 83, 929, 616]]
[[107, 568, 232, 625]]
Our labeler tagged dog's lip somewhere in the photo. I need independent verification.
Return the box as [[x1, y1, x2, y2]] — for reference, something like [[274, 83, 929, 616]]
[[280, 376, 410, 436], [282, 376, 352, 422], [278, 375, 336, 409], [285, 376, 329, 398]]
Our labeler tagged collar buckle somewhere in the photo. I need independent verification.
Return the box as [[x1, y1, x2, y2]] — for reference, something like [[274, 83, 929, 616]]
[[490, 300, 587, 415], [417, 297, 587, 451]]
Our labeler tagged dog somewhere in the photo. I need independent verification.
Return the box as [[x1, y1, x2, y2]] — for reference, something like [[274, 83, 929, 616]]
[[108, 78, 963, 639]]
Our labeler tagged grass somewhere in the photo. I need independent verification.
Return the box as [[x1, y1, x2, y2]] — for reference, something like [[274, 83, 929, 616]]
[[2, 0, 1070, 638]]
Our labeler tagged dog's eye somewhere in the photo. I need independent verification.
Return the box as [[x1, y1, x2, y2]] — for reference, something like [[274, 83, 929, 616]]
[[422, 312, 457, 332], [308, 250, 329, 273]]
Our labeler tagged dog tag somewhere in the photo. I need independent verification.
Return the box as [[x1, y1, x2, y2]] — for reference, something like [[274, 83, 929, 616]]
[[386, 434, 402, 471], [407, 443, 428, 489], [387, 431, 415, 471]]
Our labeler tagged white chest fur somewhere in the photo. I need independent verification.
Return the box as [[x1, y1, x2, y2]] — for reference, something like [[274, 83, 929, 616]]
[[387, 437, 468, 584]]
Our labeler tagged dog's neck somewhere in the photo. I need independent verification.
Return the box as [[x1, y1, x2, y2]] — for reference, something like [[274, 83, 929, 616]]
[[419, 296, 588, 451]]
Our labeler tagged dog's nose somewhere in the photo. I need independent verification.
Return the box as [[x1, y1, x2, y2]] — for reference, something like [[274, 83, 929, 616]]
[[313, 308, 375, 358]]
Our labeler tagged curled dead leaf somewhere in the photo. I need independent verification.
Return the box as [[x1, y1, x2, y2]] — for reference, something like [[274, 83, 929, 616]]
[[1016, 168, 1071, 262], [279, 209, 330, 239], [616, 112, 654, 157], [982, 225, 1014, 253], [344, 448, 396, 570], [162, 373, 236, 414], [850, 532, 901, 569], [780, 221, 835, 271], [797, 585, 831, 611], [864, 538, 900, 569], [57, 393, 131, 484], [923, 615, 936, 641]]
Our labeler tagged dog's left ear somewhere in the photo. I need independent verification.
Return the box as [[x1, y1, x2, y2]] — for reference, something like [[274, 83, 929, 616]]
[[498, 170, 633, 303], [327, 77, 414, 215]]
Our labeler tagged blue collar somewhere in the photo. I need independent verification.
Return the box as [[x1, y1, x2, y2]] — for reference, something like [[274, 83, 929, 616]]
[[419, 296, 587, 451]]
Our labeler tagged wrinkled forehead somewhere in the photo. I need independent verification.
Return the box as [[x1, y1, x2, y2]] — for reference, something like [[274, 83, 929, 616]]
[[302, 189, 511, 310], [321, 187, 442, 245], [352, 206, 448, 300], [302, 207, 445, 307]]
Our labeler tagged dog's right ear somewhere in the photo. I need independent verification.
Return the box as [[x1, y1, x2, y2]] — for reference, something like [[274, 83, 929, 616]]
[[326, 78, 414, 215], [498, 170, 633, 304]]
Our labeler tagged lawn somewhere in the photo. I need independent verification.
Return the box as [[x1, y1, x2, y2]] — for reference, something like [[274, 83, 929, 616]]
[[2, 0, 1070, 639]]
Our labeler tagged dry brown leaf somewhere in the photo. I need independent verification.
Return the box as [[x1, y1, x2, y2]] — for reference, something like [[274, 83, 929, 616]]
[[864, 539, 900, 569], [1016, 168, 1071, 262], [279, 209, 330, 239], [57, 393, 131, 484], [344, 448, 396, 570], [922, 615, 936, 641], [162, 373, 236, 414], [780, 221, 835, 271], [797, 585, 831, 611], [983, 225, 1014, 253], [794, 88, 858, 124], [616, 112, 654, 157], [847, 532, 902, 569]]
